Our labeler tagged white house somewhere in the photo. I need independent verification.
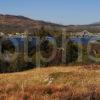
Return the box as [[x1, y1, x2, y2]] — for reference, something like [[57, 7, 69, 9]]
[[0, 32, 5, 37]]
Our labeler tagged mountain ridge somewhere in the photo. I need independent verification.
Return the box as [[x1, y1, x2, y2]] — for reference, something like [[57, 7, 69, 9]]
[[0, 14, 100, 34]]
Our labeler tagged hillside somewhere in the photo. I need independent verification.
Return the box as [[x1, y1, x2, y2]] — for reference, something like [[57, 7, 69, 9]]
[[0, 14, 64, 34], [0, 65, 100, 99], [1, 14, 100, 34]]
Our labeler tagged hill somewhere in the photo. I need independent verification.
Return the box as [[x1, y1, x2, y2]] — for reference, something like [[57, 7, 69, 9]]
[[0, 14, 64, 34], [90, 22, 100, 26], [1, 14, 100, 34]]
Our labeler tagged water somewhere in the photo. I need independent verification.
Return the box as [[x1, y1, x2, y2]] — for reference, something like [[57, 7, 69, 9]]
[[1, 36, 100, 48], [70, 36, 100, 45]]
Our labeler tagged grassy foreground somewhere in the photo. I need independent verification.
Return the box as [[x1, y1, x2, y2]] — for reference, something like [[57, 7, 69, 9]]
[[0, 65, 100, 100]]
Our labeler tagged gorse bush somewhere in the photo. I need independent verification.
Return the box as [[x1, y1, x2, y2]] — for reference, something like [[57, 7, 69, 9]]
[[0, 84, 99, 100], [0, 33, 79, 73], [66, 40, 78, 64]]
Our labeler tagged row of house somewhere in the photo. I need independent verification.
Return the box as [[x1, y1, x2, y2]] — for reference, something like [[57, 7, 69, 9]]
[[0, 30, 100, 38], [69, 30, 94, 38], [0, 32, 32, 38]]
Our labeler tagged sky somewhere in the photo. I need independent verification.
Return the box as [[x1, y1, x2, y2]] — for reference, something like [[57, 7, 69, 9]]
[[0, 0, 100, 25]]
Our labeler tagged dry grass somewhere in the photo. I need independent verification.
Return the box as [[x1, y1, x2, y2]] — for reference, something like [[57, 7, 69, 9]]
[[0, 65, 100, 100]]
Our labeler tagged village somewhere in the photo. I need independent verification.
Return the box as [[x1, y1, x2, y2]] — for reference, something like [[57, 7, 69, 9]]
[[0, 30, 100, 46], [0, 30, 100, 38]]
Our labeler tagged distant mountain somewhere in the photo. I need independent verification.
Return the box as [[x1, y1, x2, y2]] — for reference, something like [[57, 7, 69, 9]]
[[89, 22, 100, 26], [0, 14, 100, 34]]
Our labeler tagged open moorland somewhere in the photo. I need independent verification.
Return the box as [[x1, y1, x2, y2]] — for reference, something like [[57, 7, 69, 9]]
[[0, 65, 100, 100]]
